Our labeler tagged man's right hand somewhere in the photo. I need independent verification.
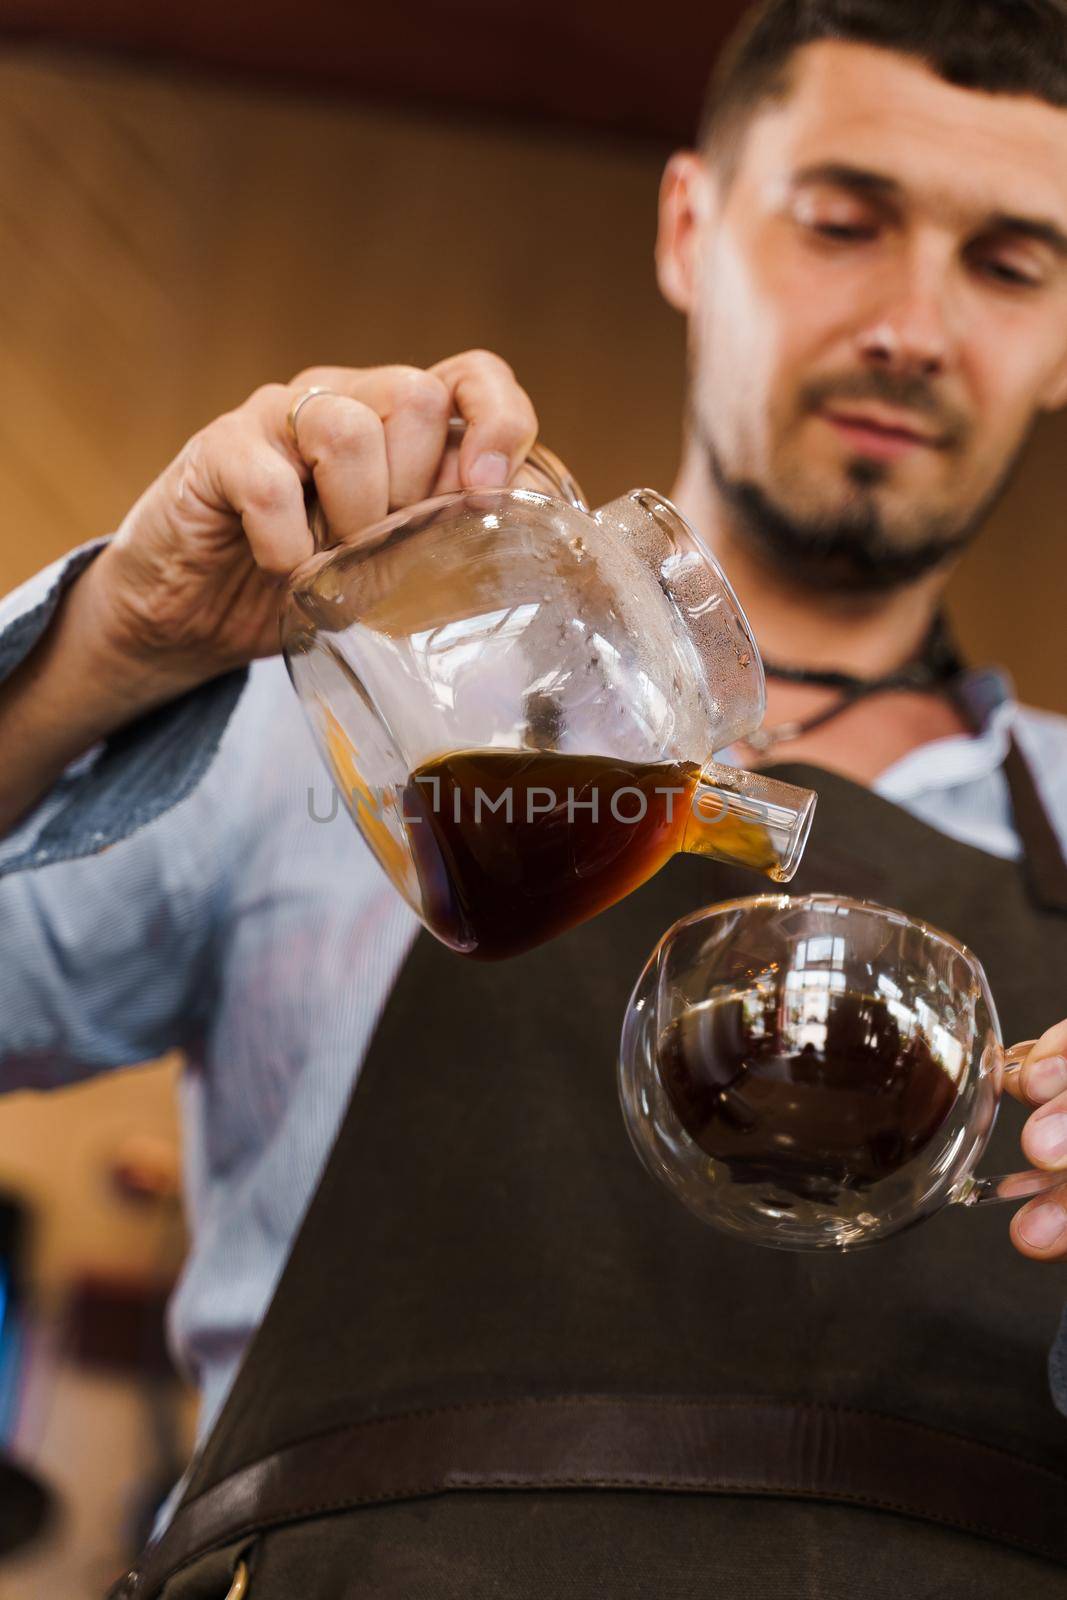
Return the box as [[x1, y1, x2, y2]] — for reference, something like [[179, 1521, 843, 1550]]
[[85, 352, 539, 685], [0, 351, 538, 837]]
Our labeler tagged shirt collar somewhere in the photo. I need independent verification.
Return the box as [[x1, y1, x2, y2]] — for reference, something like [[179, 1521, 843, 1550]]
[[874, 665, 1018, 801]]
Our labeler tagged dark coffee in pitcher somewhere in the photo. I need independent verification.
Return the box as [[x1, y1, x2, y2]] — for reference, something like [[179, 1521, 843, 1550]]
[[400, 749, 782, 960], [656, 989, 959, 1202]]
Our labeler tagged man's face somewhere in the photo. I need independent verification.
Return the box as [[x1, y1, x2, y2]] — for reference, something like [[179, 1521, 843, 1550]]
[[666, 41, 1067, 591]]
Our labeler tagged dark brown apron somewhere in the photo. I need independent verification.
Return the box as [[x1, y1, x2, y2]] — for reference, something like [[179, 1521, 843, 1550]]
[[117, 746, 1067, 1600]]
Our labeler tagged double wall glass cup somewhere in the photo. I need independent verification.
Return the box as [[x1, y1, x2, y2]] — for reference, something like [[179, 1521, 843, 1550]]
[[620, 893, 1061, 1250]]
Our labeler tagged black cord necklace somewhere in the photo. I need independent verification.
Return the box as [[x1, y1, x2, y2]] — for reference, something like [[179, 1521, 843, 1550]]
[[746, 613, 965, 753]]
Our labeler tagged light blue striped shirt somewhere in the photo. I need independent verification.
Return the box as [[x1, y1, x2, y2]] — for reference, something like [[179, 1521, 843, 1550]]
[[2, 539, 1067, 1488]]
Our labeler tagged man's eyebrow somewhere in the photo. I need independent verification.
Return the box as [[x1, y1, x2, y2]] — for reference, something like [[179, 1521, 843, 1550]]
[[984, 212, 1067, 260], [790, 162, 1067, 259], [790, 162, 903, 200]]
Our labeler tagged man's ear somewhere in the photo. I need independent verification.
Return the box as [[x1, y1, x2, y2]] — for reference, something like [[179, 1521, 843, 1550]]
[[655, 151, 715, 314]]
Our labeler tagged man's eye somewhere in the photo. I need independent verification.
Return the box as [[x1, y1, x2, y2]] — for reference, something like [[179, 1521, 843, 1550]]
[[810, 221, 876, 242], [982, 258, 1040, 289]]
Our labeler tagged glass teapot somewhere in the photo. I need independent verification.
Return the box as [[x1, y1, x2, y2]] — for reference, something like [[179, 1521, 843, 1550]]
[[282, 422, 817, 959]]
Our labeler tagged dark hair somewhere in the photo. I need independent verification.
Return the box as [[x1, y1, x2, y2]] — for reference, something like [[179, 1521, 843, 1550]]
[[699, 0, 1067, 174]]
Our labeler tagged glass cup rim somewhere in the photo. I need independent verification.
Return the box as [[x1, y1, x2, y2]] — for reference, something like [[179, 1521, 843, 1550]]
[[650, 890, 986, 989]]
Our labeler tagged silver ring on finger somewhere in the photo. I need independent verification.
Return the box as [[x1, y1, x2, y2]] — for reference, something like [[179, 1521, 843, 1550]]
[[286, 386, 341, 452]]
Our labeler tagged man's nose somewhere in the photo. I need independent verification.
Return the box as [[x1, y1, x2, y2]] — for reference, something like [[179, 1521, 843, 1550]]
[[855, 254, 955, 380]]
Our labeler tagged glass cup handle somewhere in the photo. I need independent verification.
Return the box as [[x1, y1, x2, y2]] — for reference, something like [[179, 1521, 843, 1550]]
[[954, 1040, 1066, 1206], [307, 415, 588, 551]]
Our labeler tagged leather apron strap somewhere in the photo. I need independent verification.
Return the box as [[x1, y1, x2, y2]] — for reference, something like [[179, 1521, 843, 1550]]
[[1004, 734, 1067, 913], [123, 1395, 1067, 1595]]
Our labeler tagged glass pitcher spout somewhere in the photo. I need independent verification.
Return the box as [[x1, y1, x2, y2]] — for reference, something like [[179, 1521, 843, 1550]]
[[680, 762, 817, 883]]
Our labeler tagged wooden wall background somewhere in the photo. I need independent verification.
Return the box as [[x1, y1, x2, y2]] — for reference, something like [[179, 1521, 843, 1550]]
[[0, 42, 1063, 1595], [0, 50, 1061, 700]]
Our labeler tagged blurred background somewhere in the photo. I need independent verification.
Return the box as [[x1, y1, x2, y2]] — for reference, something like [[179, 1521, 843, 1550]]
[[0, 4, 1062, 1592]]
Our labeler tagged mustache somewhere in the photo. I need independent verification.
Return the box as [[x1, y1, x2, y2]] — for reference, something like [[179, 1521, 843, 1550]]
[[802, 372, 969, 449]]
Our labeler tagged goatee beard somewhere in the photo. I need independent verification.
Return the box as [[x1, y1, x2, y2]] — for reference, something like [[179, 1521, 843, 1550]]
[[703, 434, 986, 595]]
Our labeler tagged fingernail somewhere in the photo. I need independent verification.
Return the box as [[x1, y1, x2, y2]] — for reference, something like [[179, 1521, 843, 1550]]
[[1026, 1054, 1067, 1102], [1019, 1203, 1067, 1250], [469, 451, 510, 487], [1028, 1113, 1067, 1165]]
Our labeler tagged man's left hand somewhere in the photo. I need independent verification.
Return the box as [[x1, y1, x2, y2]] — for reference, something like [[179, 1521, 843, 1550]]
[[1005, 1024, 1067, 1260]]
